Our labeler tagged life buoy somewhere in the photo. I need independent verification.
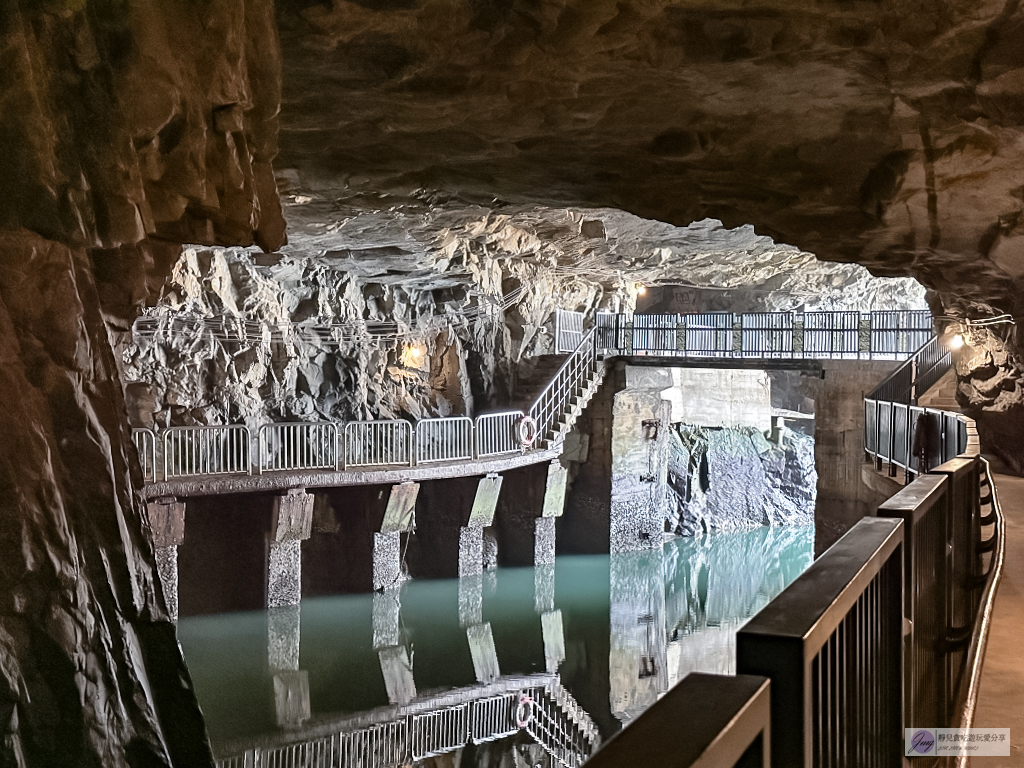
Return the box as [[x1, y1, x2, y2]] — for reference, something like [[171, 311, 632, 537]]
[[515, 693, 534, 729], [517, 416, 538, 448]]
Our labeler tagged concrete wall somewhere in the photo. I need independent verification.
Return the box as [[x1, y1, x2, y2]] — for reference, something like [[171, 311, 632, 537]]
[[656, 368, 772, 431], [804, 360, 899, 554]]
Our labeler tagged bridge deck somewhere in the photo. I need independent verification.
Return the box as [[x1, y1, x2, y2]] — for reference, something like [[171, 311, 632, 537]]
[[141, 444, 562, 499]]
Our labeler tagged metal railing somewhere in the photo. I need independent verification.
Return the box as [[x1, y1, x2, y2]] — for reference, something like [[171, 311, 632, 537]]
[[528, 328, 602, 443], [415, 417, 473, 465], [868, 335, 952, 405], [163, 425, 251, 479], [132, 427, 157, 483], [345, 420, 413, 468], [597, 310, 934, 360], [585, 673, 771, 768], [737, 517, 905, 767], [865, 399, 969, 477], [475, 411, 524, 459], [554, 309, 585, 354], [258, 422, 339, 473]]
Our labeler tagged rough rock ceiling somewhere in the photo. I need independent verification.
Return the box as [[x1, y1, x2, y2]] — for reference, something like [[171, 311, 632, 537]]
[[275, 0, 1024, 314]]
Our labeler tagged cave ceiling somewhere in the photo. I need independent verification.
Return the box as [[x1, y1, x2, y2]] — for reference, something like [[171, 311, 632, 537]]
[[273, 0, 1024, 317]]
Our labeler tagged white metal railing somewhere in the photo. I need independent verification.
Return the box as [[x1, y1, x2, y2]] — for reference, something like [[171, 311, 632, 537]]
[[416, 417, 474, 465], [411, 705, 470, 760], [529, 328, 601, 443], [163, 425, 250, 479], [554, 309, 585, 354], [597, 309, 934, 359], [258, 422, 339, 473], [345, 420, 413, 468], [131, 428, 157, 483], [475, 411, 524, 458]]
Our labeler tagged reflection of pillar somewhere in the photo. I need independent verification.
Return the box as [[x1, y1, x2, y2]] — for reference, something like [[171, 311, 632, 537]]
[[146, 497, 186, 620], [375, 482, 418, 590], [466, 623, 501, 684], [534, 564, 564, 673], [460, 474, 502, 576], [609, 549, 668, 724], [373, 589, 416, 705], [268, 604, 309, 728], [459, 574, 483, 628], [267, 489, 314, 608]]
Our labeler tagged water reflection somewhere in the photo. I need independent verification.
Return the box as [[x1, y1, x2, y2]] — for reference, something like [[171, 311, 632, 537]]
[[177, 525, 812, 767]]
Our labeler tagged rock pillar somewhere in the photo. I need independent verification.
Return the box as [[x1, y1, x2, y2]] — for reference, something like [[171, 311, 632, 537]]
[[375, 482, 418, 590], [267, 489, 314, 608], [146, 497, 186, 620]]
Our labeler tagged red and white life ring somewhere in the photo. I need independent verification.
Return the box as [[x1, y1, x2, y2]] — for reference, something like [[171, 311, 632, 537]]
[[517, 415, 538, 448], [516, 693, 535, 729]]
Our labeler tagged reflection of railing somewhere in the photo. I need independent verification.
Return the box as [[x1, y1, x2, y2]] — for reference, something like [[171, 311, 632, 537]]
[[738, 517, 905, 765], [163, 425, 251, 479], [596, 309, 934, 359], [215, 681, 598, 768], [416, 417, 473, 465], [258, 422, 338, 473], [131, 427, 157, 483]]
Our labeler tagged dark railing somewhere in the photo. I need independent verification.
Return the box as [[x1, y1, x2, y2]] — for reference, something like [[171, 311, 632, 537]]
[[864, 400, 968, 478], [868, 335, 952, 405], [736, 517, 905, 768], [598, 310, 934, 360], [585, 673, 771, 768]]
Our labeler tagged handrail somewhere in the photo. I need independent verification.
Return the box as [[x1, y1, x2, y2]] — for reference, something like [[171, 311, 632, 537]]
[[258, 422, 339, 473], [163, 424, 251, 479], [131, 427, 157, 483], [868, 334, 951, 404], [952, 455, 1005, 766], [528, 328, 600, 443], [416, 417, 474, 465]]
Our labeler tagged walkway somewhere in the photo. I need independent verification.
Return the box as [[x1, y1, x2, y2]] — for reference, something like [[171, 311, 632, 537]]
[[973, 470, 1024, 766]]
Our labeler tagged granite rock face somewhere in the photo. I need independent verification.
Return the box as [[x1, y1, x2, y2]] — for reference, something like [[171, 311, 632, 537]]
[[668, 426, 816, 534], [274, 0, 1024, 462], [0, 2, 284, 765]]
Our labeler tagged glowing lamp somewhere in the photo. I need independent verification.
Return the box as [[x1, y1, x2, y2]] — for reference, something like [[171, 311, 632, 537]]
[[637, 285, 647, 296], [949, 333, 965, 350]]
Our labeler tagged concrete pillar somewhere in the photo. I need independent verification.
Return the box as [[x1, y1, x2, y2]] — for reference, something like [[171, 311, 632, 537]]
[[610, 369, 674, 553], [459, 474, 502, 577], [374, 483, 418, 591], [267, 489, 313, 609], [535, 516, 557, 566], [495, 461, 565, 565], [146, 497, 186, 620], [267, 604, 309, 728]]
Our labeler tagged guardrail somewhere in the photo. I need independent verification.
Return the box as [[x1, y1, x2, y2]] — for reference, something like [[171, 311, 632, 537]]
[[554, 309, 585, 354], [737, 516, 905, 767], [528, 328, 602, 443], [258, 422, 338, 473], [596, 309, 933, 359], [586, 673, 770, 768], [865, 399, 968, 478], [131, 428, 157, 483], [475, 411, 524, 458], [415, 417, 473, 465], [345, 420, 413, 468], [163, 425, 251, 479]]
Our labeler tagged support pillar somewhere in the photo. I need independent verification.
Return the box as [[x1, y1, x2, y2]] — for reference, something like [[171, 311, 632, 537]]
[[267, 604, 309, 727], [495, 461, 565, 565], [374, 482, 418, 591], [146, 497, 186, 620], [267, 489, 313, 609], [459, 474, 502, 577], [535, 564, 564, 673]]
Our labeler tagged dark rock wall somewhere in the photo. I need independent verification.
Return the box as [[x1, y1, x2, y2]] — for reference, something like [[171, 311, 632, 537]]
[[0, 1, 285, 765]]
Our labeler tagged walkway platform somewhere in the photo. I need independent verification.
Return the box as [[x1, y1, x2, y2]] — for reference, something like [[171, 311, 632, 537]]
[[141, 444, 561, 500], [973, 470, 1024, 765]]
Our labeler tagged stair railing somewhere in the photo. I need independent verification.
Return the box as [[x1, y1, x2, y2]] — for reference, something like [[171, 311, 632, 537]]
[[528, 329, 601, 443]]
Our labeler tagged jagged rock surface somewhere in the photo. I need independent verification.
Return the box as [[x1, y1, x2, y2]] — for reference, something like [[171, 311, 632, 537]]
[[668, 426, 816, 534], [0, 2, 286, 766]]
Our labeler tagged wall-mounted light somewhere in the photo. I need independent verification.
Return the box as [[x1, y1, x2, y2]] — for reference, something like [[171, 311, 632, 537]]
[[944, 313, 1015, 351], [949, 332, 965, 350], [637, 285, 647, 296], [401, 342, 427, 368]]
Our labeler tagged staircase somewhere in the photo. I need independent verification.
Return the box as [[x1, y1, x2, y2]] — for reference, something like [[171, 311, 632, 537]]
[[512, 355, 569, 409], [917, 368, 959, 411]]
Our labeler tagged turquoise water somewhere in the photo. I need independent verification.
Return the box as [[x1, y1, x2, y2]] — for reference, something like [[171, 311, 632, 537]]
[[178, 525, 813, 765]]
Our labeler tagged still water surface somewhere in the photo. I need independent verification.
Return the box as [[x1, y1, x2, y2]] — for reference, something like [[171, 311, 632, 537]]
[[179, 525, 813, 766]]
